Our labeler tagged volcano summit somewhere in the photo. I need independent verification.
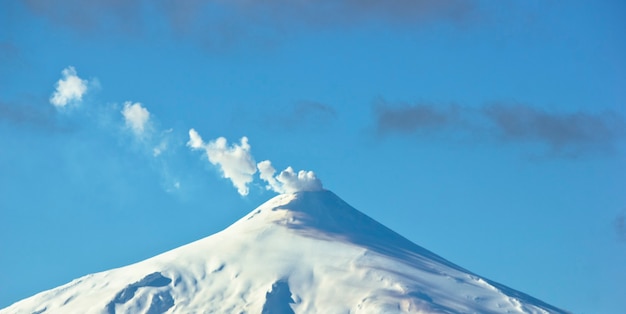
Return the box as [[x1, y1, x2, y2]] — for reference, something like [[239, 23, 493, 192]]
[[1, 190, 567, 314]]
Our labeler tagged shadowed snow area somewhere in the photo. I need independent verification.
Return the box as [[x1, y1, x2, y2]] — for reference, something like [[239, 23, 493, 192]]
[[105, 272, 174, 314], [273, 190, 465, 270], [262, 280, 295, 314], [0, 190, 569, 314]]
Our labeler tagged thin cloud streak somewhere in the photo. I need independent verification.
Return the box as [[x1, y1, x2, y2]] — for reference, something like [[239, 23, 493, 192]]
[[374, 100, 626, 157], [20, 0, 479, 45], [204, 0, 476, 27], [268, 101, 337, 131], [483, 103, 625, 155], [0, 100, 70, 132], [375, 102, 459, 133], [293, 101, 336, 121], [22, 0, 142, 33]]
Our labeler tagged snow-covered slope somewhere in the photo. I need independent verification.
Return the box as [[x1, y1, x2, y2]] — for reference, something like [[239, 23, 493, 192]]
[[1, 190, 568, 314]]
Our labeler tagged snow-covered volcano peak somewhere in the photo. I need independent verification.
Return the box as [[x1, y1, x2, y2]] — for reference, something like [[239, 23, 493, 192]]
[[236, 190, 377, 234], [237, 190, 397, 236], [1, 190, 569, 314], [234, 190, 463, 271]]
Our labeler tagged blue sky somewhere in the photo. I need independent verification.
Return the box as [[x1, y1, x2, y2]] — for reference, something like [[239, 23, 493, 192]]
[[1, 1, 625, 312]]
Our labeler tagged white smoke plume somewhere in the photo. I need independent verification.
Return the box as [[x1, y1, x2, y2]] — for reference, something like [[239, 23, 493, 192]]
[[187, 129, 257, 196], [257, 160, 323, 194], [257, 160, 280, 191], [188, 129, 323, 196], [50, 66, 88, 108], [121, 101, 151, 138]]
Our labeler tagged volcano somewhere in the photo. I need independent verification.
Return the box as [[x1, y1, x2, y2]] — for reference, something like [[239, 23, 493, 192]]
[[0, 190, 568, 314]]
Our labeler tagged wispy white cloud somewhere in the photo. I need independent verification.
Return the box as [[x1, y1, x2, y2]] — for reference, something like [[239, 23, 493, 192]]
[[257, 160, 323, 194], [121, 101, 151, 138], [50, 66, 88, 108], [153, 139, 168, 157], [152, 129, 174, 157], [187, 129, 257, 196]]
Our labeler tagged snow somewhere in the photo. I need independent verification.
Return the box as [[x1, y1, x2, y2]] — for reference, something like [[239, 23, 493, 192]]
[[0, 190, 568, 314]]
